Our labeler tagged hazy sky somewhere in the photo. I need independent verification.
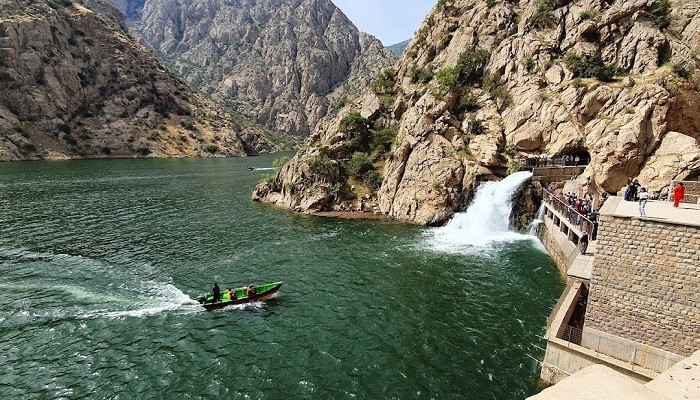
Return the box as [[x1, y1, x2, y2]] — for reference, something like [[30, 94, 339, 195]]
[[332, 0, 437, 46]]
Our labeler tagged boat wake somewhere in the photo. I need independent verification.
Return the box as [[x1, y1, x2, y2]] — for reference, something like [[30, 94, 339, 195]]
[[84, 283, 200, 319], [423, 171, 540, 255], [0, 246, 200, 319]]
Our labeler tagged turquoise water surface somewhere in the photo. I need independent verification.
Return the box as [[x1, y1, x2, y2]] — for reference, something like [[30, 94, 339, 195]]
[[0, 155, 563, 399]]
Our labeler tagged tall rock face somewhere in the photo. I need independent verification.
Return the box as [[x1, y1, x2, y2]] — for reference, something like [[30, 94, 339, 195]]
[[134, 0, 396, 137], [0, 0, 276, 161], [109, 0, 145, 25], [253, 0, 700, 225]]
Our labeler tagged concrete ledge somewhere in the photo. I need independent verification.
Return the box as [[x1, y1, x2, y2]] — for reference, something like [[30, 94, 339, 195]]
[[531, 364, 669, 399], [603, 196, 700, 228]]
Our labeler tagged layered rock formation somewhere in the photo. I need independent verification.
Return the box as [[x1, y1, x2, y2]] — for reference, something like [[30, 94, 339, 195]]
[[254, 0, 700, 225], [134, 0, 396, 137], [0, 0, 275, 161]]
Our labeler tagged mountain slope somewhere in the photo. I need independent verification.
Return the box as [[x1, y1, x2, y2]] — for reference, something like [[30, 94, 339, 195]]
[[387, 39, 411, 56], [133, 0, 396, 137], [0, 0, 276, 161], [253, 0, 700, 225]]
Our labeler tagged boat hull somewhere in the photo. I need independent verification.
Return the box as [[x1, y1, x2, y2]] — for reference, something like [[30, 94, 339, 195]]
[[199, 282, 283, 311]]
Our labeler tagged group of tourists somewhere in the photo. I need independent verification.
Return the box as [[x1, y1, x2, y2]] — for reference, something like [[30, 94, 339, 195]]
[[561, 155, 585, 166], [623, 178, 686, 216], [522, 154, 589, 168], [561, 192, 598, 224], [523, 156, 551, 167], [210, 282, 257, 303], [623, 179, 650, 216], [548, 190, 598, 254]]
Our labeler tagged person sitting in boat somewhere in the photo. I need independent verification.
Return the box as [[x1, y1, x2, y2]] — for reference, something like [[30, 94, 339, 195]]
[[227, 288, 235, 301], [212, 283, 221, 303], [246, 284, 256, 297]]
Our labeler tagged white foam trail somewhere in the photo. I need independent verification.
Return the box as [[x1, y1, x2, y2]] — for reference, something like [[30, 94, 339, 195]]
[[424, 171, 535, 254], [84, 284, 199, 319]]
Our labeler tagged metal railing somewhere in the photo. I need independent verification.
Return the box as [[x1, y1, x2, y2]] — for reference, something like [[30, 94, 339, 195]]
[[519, 156, 590, 168], [560, 326, 680, 374], [542, 188, 596, 239]]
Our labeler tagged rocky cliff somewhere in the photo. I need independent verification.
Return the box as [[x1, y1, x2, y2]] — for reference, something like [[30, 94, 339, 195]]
[[134, 0, 396, 138], [0, 0, 276, 161], [253, 0, 700, 225], [109, 0, 145, 25], [387, 39, 411, 56]]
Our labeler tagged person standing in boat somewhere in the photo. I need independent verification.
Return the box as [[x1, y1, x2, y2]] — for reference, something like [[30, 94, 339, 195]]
[[212, 283, 221, 303]]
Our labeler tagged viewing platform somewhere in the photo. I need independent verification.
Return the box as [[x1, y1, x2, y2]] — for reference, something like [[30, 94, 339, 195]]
[[540, 188, 596, 280], [517, 156, 588, 183], [607, 192, 700, 226], [537, 193, 700, 388], [529, 166, 586, 183]]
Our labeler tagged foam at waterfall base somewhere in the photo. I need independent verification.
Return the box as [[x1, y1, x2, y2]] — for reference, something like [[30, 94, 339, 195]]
[[422, 171, 540, 255]]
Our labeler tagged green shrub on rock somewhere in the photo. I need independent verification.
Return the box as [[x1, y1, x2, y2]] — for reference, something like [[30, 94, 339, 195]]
[[468, 118, 486, 135], [346, 152, 374, 179], [672, 62, 691, 79], [409, 64, 434, 84], [651, 0, 672, 30], [339, 113, 371, 135], [433, 48, 490, 97], [370, 68, 397, 95], [273, 156, 290, 171], [369, 124, 398, 156], [563, 52, 615, 82], [307, 154, 334, 175]]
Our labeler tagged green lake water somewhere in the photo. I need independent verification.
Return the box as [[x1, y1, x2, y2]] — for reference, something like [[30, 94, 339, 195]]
[[0, 155, 564, 399]]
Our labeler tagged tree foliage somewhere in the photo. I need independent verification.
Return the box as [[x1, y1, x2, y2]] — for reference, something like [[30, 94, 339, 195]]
[[563, 53, 615, 82]]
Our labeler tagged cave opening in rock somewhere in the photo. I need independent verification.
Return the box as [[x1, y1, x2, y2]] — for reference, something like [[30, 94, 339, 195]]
[[558, 149, 590, 166], [685, 170, 700, 181]]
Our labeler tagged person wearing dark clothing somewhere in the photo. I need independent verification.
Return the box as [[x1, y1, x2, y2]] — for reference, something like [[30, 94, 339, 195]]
[[212, 283, 221, 303], [579, 232, 589, 255], [591, 219, 599, 241], [246, 284, 256, 297], [624, 180, 633, 201], [631, 179, 640, 201]]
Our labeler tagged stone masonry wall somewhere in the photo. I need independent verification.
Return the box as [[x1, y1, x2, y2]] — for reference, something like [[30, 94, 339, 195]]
[[586, 215, 700, 356]]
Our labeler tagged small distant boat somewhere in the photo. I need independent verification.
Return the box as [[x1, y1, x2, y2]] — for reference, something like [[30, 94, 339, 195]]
[[247, 166, 256, 170], [196, 282, 283, 311]]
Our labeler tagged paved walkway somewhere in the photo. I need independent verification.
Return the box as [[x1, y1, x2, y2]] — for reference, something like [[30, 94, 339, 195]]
[[568, 241, 595, 281], [606, 197, 700, 228], [529, 349, 700, 400]]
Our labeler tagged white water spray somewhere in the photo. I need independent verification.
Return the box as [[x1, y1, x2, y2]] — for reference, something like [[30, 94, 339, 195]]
[[424, 171, 535, 253], [527, 203, 546, 236]]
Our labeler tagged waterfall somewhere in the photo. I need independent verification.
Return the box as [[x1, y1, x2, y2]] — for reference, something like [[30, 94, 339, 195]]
[[424, 171, 535, 253], [527, 203, 546, 236]]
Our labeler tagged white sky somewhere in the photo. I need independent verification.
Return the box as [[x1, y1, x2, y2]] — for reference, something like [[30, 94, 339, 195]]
[[331, 0, 437, 46]]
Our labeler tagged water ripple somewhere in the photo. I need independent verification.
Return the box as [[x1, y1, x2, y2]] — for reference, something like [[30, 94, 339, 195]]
[[0, 157, 563, 399]]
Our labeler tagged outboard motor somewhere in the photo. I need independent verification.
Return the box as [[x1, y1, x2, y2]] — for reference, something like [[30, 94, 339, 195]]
[[195, 295, 207, 304]]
